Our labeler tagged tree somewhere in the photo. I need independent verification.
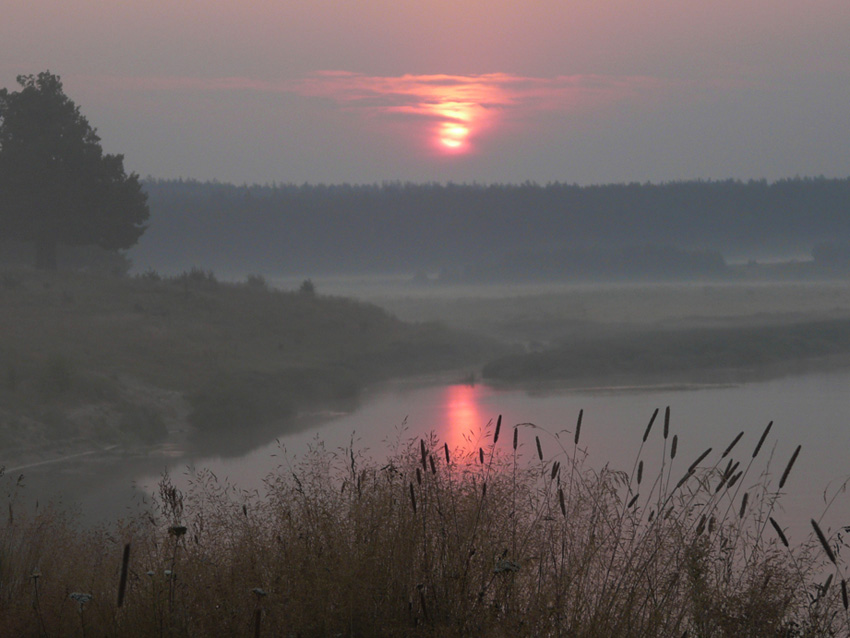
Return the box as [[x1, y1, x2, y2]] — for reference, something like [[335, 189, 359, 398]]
[[0, 71, 149, 270]]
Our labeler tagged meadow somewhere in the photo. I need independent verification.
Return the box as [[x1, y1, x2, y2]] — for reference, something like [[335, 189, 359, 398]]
[[1, 409, 847, 636]]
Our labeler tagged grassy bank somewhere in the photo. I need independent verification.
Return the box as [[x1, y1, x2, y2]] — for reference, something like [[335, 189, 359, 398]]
[[0, 269, 496, 459], [1, 410, 846, 636], [482, 319, 850, 385]]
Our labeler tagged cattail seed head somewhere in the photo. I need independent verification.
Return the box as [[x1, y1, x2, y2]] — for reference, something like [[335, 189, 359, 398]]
[[671, 435, 678, 459], [494, 415, 502, 444], [575, 409, 583, 445], [778, 445, 801, 489], [643, 408, 659, 442], [727, 470, 743, 488], [721, 431, 744, 458], [739, 492, 748, 519], [753, 421, 773, 458], [812, 519, 837, 564], [770, 517, 789, 548], [536, 436, 543, 461], [637, 460, 643, 485], [688, 448, 713, 474], [513, 427, 518, 450], [559, 488, 566, 517], [663, 406, 670, 439]]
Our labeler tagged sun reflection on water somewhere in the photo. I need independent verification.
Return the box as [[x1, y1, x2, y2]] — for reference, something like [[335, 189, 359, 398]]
[[440, 384, 492, 453]]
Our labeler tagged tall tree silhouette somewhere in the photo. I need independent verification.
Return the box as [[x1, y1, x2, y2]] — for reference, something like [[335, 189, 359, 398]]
[[0, 71, 148, 270]]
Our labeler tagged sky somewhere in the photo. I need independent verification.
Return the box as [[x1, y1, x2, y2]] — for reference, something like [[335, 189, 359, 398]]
[[2, 0, 850, 185]]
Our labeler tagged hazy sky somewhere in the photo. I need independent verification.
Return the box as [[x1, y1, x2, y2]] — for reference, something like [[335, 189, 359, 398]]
[[3, 1, 849, 185]]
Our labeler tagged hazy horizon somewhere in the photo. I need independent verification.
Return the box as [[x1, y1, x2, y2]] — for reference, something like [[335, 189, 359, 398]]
[[3, 1, 849, 185]]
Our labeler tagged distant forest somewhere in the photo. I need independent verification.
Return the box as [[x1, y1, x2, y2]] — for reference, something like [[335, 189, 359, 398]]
[[131, 178, 850, 281]]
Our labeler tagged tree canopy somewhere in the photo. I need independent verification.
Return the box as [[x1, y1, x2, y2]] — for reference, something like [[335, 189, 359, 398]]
[[0, 71, 148, 270]]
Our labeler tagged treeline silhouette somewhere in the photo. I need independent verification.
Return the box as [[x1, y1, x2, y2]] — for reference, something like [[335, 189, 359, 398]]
[[133, 177, 850, 279]]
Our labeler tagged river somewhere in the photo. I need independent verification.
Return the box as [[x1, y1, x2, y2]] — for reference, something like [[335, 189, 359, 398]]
[[8, 369, 850, 542]]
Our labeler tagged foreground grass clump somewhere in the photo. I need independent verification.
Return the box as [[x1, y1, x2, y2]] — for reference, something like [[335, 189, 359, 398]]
[[1, 410, 848, 636]]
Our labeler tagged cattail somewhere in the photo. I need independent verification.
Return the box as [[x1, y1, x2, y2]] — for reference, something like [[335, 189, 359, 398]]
[[715, 461, 739, 493], [739, 492, 749, 518], [117, 543, 130, 608], [494, 415, 502, 444], [420, 439, 427, 471], [643, 408, 659, 442], [675, 470, 694, 490], [770, 517, 789, 548], [648, 509, 655, 523], [842, 580, 848, 610], [575, 409, 583, 445], [671, 435, 678, 459], [663, 406, 670, 439], [627, 493, 639, 508], [536, 436, 543, 461], [513, 427, 518, 451], [812, 519, 837, 564], [752, 421, 773, 458], [696, 515, 707, 536], [727, 470, 743, 488], [444, 442, 450, 465], [637, 460, 643, 485], [778, 445, 801, 489], [708, 516, 716, 534], [409, 483, 417, 514], [559, 488, 566, 517], [429, 455, 436, 475], [721, 431, 744, 458], [688, 448, 713, 474], [551, 461, 560, 481], [416, 468, 422, 485], [482, 481, 487, 498], [479, 447, 485, 464]]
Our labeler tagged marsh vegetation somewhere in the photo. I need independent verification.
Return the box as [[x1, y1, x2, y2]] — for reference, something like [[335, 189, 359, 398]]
[[2, 410, 848, 636]]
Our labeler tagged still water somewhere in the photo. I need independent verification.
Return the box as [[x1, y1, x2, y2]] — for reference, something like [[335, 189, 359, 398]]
[[10, 370, 850, 541], [135, 369, 850, 540]]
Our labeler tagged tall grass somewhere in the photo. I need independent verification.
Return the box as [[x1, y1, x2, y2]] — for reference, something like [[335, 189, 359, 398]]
[[1, 409, 848, 636]]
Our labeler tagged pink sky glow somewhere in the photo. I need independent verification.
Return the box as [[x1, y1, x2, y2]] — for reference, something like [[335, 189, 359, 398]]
[[2, 1, 849, 184]]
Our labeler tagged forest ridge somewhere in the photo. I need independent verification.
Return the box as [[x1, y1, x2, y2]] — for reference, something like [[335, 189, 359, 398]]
[[135, 177, 850, 278]]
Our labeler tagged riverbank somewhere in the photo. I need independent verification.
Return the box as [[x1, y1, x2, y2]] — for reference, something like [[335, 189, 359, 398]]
[[0, 269, 498, 468]]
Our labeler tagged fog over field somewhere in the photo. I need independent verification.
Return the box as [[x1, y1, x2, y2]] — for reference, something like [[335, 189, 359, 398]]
[[4, 0, 850, 631]]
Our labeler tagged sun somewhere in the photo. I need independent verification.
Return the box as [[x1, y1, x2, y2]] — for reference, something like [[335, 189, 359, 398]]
[[439, 123, 470, 150], [432, 102, 477, 153]]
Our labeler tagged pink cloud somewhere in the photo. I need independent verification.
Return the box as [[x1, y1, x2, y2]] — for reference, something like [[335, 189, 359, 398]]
[[289, 72, 666, 153], [76, 71, 668, 154]]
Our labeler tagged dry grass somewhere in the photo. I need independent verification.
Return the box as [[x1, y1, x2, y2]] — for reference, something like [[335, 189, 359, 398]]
[[1, 410, 848, 637]]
